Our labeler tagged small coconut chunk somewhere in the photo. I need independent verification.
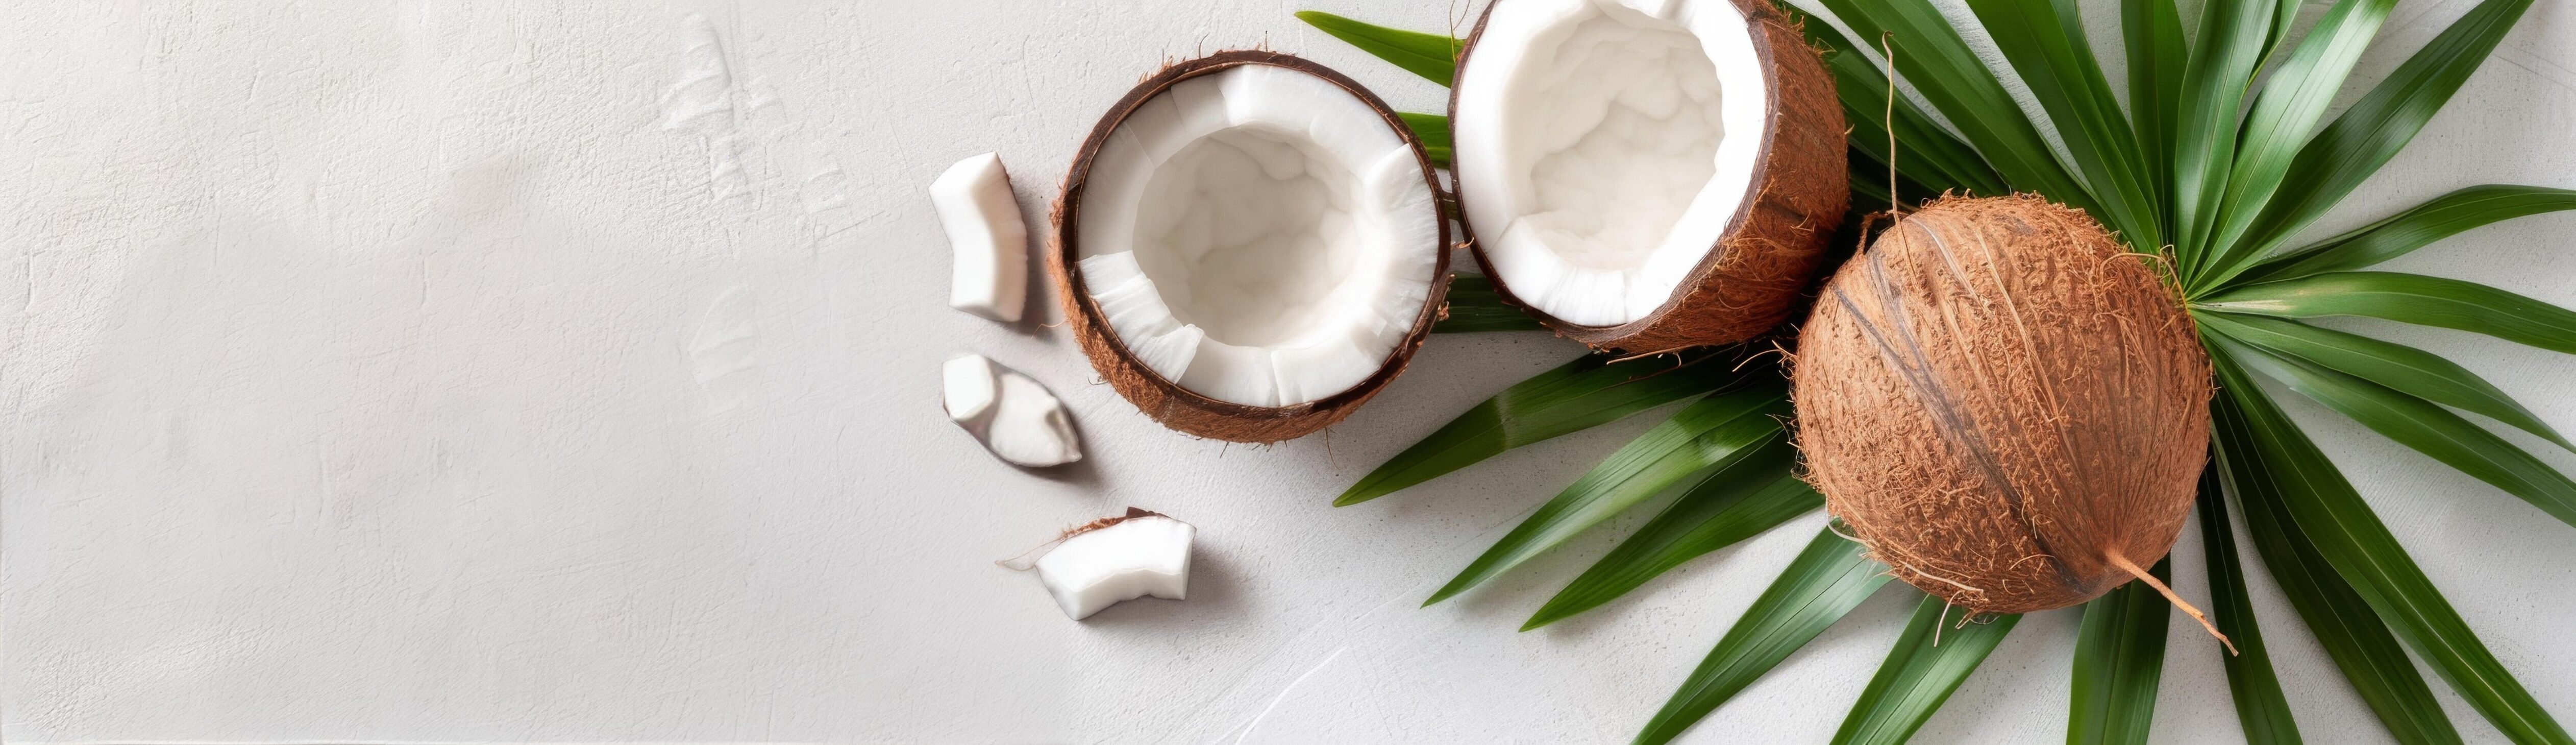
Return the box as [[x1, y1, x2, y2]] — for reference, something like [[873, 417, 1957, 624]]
[[934, 153, 1029, 323], [1034, 509, 1194, 620], [942, 354, 1080, 467]]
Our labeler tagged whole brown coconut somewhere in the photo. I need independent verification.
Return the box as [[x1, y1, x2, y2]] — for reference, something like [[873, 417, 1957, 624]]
[[1794, 195, 2223, 640]]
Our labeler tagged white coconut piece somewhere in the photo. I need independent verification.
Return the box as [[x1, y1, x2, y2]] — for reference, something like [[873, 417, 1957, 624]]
[[1070, 63, 1442, 409], [1452, 0, 1770, 327], [941, 354, 1080, 467], [934, 153, 1029, 323], [1031, 509, 1194, 620]]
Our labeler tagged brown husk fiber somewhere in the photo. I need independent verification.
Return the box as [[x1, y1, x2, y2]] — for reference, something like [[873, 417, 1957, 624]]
[[1452, 0, 1847, 354], [1049, 51, 1450, 443], [1793, 195, 2211, 616]]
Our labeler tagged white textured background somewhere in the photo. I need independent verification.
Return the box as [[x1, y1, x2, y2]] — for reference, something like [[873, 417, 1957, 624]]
[[5, 1, 2573, 742]]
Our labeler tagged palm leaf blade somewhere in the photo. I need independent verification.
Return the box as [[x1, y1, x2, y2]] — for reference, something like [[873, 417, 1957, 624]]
[[2169, 0, 2278, 269], [1834, 594, 2021, 745], [2197, 311, 2572, 450], [1426, 384, 1791, 605], [1963, 0, 2160, 246], [2198, 271, 2576, 354], [2068, 558, 2173, 745], [2122, 0, 2187, 217], [2212, 350, 2572, 743], [2213, 378, 2461, 744], [1292, 11, 1456, 85], [1398, 111, 1451, 169], [1812, 0, 2098, 214], [2212, 332, 2576, 528], [1436, 274, 1544, 333], [1527, 444, 1818, 630], [1335, 351, 1750, 506], [1790, 3, 2005, 196], [2201, 0, 2398, 269], [1634, 525, 1894, 745], [2232, 0, 2541, 268], [2197, 466, 2304, 745], [2240, 184, 2576, 283]]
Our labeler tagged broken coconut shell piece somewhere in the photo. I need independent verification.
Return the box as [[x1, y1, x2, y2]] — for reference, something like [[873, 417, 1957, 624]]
[[942, 354, 1081, 467], [1450, 0, 1846, 352], [1022, 508, 1196, 621], [935, 152, 1030, 323], [1052, 51, 1449, 443]]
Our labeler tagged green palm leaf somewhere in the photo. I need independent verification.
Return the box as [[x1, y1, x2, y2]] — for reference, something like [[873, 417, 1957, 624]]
[[1398, 112, 1451, 168], [2200, 0, 2398, 269], [1335, 350, 1751, 506], [2170, 0, 2280, 269], [1426, 384, 1791, 605], [1526, 442, 1817, 630], [2198, 272, 2576, 354], [1634, 525, 1894, 745], [2197, 466, 2303, 744], [1291, 11, 1455, 85], [2240, 184, 2576, 283], [2068, 558, 2173, 745], [1789, 4, 2005, 197], [2261, 0, 2306, 61], [1963, 0, 2160, 246], [2213, 351, 2572, 743], [2211, 372, 2464, 744], [2224, 0, 2541, 280], [2210, 332, 2576, 528], [2122, 0, 2187, 217], [1435, 274, 1544, 333], [1812, 0, 2098, 216], [1835, 594, 2021, 745], [2197, 311, 2572, 450], [1301, 4, 2571, 742]]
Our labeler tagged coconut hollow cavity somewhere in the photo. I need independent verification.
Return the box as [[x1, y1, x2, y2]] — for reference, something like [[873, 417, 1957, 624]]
[[1053, 51, 1449, 443], [1794, 196, 2230, 648], [1451, 0, 1845, 353]]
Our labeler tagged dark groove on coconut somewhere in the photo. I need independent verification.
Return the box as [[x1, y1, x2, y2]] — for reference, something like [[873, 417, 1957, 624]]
[[1795, 195, 2211, 616], [1832, 223, 2080, 594], [1448, 0, 1848, 353], [1050, 51, 1452, 444]]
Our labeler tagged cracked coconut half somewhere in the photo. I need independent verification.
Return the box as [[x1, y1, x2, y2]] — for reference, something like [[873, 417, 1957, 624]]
[[1051, 51, 1448, 443], [1450, 0, 1845, 352]]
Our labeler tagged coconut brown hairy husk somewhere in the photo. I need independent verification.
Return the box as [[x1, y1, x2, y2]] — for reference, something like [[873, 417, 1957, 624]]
[[1794, 195, 2228, 645], [1451, 0, 1847, 354], [1049, 51, 1450, 444]]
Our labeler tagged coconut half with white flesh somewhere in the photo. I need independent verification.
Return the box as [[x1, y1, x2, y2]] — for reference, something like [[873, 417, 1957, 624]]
[[1052, 51, 1449, 443], [1451, 0, 1846, 352]]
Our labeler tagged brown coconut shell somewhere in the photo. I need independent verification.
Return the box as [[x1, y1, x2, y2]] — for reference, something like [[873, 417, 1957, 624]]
[[1049, 51, 1451, 444], [1793, 195, 2214, 618], [1450, 0, 1848, 354]]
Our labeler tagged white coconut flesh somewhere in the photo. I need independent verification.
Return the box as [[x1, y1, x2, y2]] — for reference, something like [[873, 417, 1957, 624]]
[[1033, 513, 1195, 620], [942, 354, 1081, 468], [934, 153, 1030, 323], [1454, 0, 1770, 327], [1076, 64, 1441, 407]]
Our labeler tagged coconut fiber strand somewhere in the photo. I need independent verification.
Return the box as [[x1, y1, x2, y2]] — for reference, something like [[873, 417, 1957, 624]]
[[1795, 195, 2211, 616]]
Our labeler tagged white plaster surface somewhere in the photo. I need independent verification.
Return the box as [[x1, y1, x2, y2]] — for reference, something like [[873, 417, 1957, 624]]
[[5, 1, 2574, 742]]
